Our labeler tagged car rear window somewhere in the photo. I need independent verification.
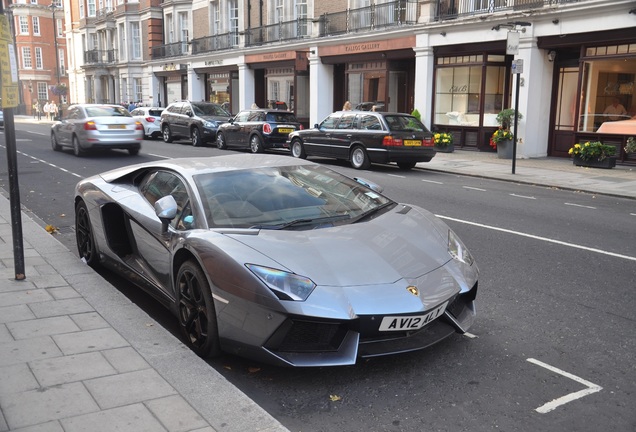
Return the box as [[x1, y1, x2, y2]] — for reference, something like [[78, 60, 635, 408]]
[[266, 112, 298, 123], [148, 109, 164, 116], [384, 115, 428, 132], [85, 106, 131, 117]]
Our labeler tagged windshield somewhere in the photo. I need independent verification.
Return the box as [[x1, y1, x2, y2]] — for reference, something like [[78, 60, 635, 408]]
[[384, 115, 428, 132], [194, 165, 393, 229], [192, 103, 231, 117]]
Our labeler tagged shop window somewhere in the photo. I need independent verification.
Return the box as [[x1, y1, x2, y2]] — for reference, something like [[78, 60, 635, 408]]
[[578, 58, 636, 132]]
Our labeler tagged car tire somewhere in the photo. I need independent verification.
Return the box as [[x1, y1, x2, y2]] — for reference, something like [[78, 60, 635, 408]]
[[191, 127, 202, 147], [350, 145, 371, 170], [72, 136, 85, 157], [162, 125, 173, 143], [177, 260, 221, 358], [51, 132, 61, 151], [397, 161, 416, 170], [128, 147, 140, 156], [216, 132, 227, 150], [75, 200, 99, 268], [250, 135, 264, 153], [291, 139, 306, 159]]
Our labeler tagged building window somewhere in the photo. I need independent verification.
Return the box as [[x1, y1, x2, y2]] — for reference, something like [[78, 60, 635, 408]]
[[133, 78, 142, 101], [38, 82, 48, 101], [22, 47, 32, 68], [118, 24, 126, 61], [35, 47, 43, 69], [131, 22, 141, 59], [211, 2, 220, 34], [56, 18, 63, 37], [87, 0, 96, 17], [59, 49, 65, 75], [18, 16, 29, 34], [79, 0, 84, 18], [296, 0, 308, 36], [274, 0, 284, 23], [229, 0, 238, 45], [166, 14, 174, 43], [32, 16, 40, 35]]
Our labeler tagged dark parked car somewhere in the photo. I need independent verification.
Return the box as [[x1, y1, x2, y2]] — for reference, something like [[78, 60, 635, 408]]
[[160, 101, 231, 146], [287, 110, 436, 170], [50, 104, 143, 156], [216, 109, 303, 153]]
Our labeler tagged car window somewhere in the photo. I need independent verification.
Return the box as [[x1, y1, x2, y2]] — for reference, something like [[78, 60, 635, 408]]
[[148, 109, 164, 116], [248, 111, 263, 121], [139, 171, 192, 230], [337, 113, 357, 129], [85, 106, 132, 118], [319, 114, 340, 129], [192, 103, 230, 117], [131, 109, 140, 116], [384, 115, 428, 132], [266, 112, 298, 123], [359, 114, 382, 130]]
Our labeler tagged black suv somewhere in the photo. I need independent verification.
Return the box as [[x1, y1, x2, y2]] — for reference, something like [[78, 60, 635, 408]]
[[216, 109, 303, 153], [287, 111, 435, 170], [160, 101, 231, 146]]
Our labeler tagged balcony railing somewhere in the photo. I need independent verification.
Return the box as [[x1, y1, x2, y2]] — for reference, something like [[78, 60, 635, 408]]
[[84, 49, 117, 65], [95, 6, 114, 20], [191, 32, 238, 54], [246, 18, 309, 46], [436, 0, 580, 20], [151, 41, 189, 60], [319, 0, 417, 37]]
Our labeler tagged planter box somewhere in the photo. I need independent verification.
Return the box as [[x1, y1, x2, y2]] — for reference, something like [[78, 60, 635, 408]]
[[573, 155, 616, 169], [497, 139, 513, 159], [435, 144, 454, 153]]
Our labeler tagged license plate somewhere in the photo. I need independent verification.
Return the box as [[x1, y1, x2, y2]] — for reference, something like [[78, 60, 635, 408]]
[[404, 140, 422, 146], [278, 128, 294, 134], [379, 301, 448, 331], [108, 124, 126, 129]]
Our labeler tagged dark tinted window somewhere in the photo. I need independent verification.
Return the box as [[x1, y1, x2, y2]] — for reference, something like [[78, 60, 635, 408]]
[[192, 102, 230, 117], [320, 114, 340, 129], [235, 111, 250, 122], [148, 109, 164, 116], [266, 112, 298, 123], [337, 113, 357, 129], [359, 114, 382, 130], [384, 115, 428, 132], [139, 171, 192, 230]]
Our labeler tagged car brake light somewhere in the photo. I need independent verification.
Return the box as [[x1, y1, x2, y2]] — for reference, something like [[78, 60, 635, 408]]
[[135, 122, 143, 130], [145, 117, 155, 123], [84, 121, 97, 130], [382, 136, 403, 146], [263, 123, 272, 134], [422, 138, 434, 147]]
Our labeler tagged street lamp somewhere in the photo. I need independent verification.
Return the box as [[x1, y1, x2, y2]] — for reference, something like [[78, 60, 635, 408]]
[[49, 1, 62, 119]]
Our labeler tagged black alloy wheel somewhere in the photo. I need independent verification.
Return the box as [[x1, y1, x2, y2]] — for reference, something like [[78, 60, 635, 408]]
[[75, 200, 99, 268], [72, 136, 84, 157], [216, 132, 227, 149], [163, 125, 174, 143], [51, 133, 61, 151], [177, 260, 221, 358], [191, 127, 202, 147]]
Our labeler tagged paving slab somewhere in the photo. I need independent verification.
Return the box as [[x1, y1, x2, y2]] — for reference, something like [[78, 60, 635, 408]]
[[29, 351, 117, 387], [60, 404, 167, 432], [6, 316, 80, 340], [52, 327, 129, 355], [0, 337, 62, 367]]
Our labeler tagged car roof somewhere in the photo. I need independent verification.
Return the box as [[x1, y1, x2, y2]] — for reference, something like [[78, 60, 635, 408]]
[[98, 154, 316, 183]]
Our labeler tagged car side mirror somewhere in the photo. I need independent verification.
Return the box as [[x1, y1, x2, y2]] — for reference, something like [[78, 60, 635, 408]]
[[314, 123, 320, 129], [354, 177, 383, 193], [185, 110, 193, 117], [155, 195, 178, 232]]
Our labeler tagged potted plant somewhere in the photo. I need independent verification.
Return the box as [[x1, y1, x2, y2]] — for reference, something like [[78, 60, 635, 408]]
[[490, 109, 523, 159], [625, 136, 636, 154], [568, 140, 617, 169], [434, 131, 454, 153]]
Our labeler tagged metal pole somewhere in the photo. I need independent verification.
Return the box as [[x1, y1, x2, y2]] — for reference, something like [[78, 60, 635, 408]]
[[51, 3, 61, 118], [512, 72, 520, 175]]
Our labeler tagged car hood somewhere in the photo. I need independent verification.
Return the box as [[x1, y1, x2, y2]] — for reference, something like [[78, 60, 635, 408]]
[[225, 205, 450, 287]]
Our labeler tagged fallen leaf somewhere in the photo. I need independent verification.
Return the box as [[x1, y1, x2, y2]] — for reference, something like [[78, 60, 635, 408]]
[[329, 394, 342, 402], [45, 225, 59, 234], [248, 367, 261, 374]]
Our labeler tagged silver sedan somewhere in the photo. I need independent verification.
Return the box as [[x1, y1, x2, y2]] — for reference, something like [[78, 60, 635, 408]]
[[74, 154, 478, 366], [51, 104, 144, 156]]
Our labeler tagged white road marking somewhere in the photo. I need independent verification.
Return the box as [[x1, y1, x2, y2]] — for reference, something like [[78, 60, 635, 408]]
[[630, 213, 636, 217], [16, 150, 83, 178], [527, 358, 602, 414], [509, 193, 536, 199], [463, 332, 478, 338], [463, 186, 487, 192], [436, 214, 636, 262], [565, 202, 597, 209], [388, 174, 406, 179], [147, 153, 171, 159], [422, 179, 444, 184]]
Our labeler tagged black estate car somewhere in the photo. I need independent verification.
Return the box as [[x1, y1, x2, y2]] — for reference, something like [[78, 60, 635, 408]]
[[216, 109, 303, 153], [161, 101, 231, 146], [287, 111, 436, 170]]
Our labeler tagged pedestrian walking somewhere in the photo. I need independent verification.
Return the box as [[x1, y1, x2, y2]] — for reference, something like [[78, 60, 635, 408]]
[[34, 100, 42, 121], [43, 101, 51, 121], [50, 101, 59, 121]]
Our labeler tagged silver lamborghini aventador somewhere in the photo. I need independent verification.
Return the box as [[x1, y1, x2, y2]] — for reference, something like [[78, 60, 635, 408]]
[[74, 154, 478, 367]]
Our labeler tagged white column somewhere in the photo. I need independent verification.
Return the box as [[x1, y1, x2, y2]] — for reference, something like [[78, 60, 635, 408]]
[[309, 48, 333, 126], [188, 65, 204, 101], [514, 35, 551, 158], [150, 73, 163, 107], [413, 36, 434, 129], [238, 61, 255, 111]]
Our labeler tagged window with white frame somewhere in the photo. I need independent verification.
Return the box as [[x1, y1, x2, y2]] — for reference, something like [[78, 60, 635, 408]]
[[59, 49, 65, 75], [35, 47, 42, 69], [178, 12, 188, 42], [296, 0, 307, 36], [31, 0, 37, 4], [38, 82, 48, 101], [229, 0, 238, 45], [32, 16, 40, 35], [131, 22, 141, 59], [79, 0, 84, 18], [211, 2, 220, 34], [87, 0, 96, 17], [56, 18, 63, 37], [90, 33, 98, 50], [133, 78, 142, 101], [274, 0, 284, 23], [22, 47, 32, 68], [18, 16, 29, 34], [166, 14, 174, 43], [118, 24, 126, 61]]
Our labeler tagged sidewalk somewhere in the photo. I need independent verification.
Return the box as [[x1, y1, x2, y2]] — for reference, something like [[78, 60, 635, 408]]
[[1, 116, 635, 431]]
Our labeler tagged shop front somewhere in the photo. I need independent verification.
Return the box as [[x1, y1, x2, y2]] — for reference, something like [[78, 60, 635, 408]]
[[431, 41, 511, 152], [154, 63, 188, 107], [541, 29, 636, 164], [245, 51, 310, 125], [193, 61, 239, 115], [318, 37, 415, 115]]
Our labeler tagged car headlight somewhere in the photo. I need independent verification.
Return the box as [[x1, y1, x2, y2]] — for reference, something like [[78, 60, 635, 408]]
[[448, 230, 474, 266], [246, 264, 316, 301], [203, 121, 218, 128]]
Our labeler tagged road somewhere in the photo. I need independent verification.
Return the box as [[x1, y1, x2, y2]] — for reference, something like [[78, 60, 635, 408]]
[[1, 123, 635, 432]]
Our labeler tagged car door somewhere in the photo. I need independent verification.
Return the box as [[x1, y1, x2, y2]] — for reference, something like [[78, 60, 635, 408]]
[[57, 106, 81, 146], [329, 112, 359, 159], [173, 102, 189, 138], [304, 113, 342, 157], [226, 111, 250, 147], [127, 170, 194, 298]]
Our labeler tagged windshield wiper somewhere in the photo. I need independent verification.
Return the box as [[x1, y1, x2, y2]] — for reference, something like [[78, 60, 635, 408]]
[[251, 214, 350, 230], [350, 202, 396, 224]]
